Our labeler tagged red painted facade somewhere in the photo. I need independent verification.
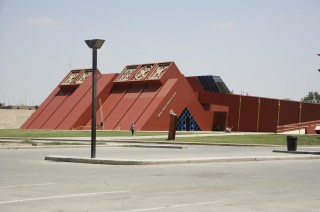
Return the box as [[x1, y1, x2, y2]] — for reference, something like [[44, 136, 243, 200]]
[[21, 62, 320, 132]]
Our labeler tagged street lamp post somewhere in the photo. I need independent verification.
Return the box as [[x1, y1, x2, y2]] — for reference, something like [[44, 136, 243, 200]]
[[85, 39, 105, 158], [317, 54, 320, 72]]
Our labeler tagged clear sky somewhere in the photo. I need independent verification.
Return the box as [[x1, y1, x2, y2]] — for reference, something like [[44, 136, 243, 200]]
[[0, 0, 319, 106]]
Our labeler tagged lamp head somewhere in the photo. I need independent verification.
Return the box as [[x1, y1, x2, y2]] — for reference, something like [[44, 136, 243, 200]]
[[85, 39, 105, 49]]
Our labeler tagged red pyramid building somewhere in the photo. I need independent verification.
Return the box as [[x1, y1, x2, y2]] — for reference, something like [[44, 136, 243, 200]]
[[21, 62, 320, 133]]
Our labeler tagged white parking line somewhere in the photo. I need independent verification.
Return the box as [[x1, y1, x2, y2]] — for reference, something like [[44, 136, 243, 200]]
[[0, 183, 56, 189], [0, 190, 129, 204], [121, 201, 224, 212]]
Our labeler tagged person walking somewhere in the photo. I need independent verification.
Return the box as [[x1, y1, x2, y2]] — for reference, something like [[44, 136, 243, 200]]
[[130, 122, 135, 137]]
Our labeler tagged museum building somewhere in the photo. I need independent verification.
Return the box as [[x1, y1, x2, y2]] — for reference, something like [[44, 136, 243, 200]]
[[21, 61, 320, 133]]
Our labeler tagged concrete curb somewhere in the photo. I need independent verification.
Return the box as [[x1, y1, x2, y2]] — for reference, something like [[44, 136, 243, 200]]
[[0, 143, 184, 150], [118, 144, 184, 149], [45, 155, 320, 165], [0, 137, 282, 148], [0, 145, 91, 150], [273, 150, 320, 155]]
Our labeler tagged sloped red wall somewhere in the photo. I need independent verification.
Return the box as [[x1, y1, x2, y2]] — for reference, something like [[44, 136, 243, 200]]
[[185, 95, 213, 131], [98, 87, 128, 127], [116, 85, 161, 130], [56, 74, 116, 130], [41, 76, 94, 129], [104, 85, 145, 130], [20, 86, 60, 129], [27, 89, 70, 129], [138, 79, 179, 131]]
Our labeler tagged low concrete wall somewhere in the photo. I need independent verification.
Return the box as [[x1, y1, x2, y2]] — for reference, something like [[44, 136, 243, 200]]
[[0, 109, 35, 129]]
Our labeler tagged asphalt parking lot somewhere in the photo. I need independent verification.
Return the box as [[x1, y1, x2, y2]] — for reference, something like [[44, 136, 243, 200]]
[[1, 145, 320, 211]]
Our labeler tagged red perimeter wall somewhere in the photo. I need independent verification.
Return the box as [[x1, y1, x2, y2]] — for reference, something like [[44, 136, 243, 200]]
[[198, 92, 320, 132]]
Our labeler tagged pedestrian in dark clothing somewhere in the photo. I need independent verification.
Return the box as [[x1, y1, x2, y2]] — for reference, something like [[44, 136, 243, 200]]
[[130, 123, 135, 137]]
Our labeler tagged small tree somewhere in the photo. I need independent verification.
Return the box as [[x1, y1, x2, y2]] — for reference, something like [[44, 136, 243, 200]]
[[301, 91, 320, 103]]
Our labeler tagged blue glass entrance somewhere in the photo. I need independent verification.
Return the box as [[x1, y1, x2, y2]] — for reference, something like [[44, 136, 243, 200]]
[[177, 108, 201, 131]]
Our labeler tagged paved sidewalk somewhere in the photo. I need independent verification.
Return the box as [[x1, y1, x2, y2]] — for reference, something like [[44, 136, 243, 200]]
[[2, 134, 320, 165], [44, 143, 320, 165], [0, 131, 269, 143]]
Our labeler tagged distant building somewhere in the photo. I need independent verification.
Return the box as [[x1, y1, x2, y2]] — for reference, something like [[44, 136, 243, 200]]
[[0, 106, 36, 129], [1, 105, 37, 110], [21, 62, 320, 133]]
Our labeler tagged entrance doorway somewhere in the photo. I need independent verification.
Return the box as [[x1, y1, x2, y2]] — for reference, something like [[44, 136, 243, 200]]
[[213, 112, 227, 131], [185, 116, 190, 131]]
